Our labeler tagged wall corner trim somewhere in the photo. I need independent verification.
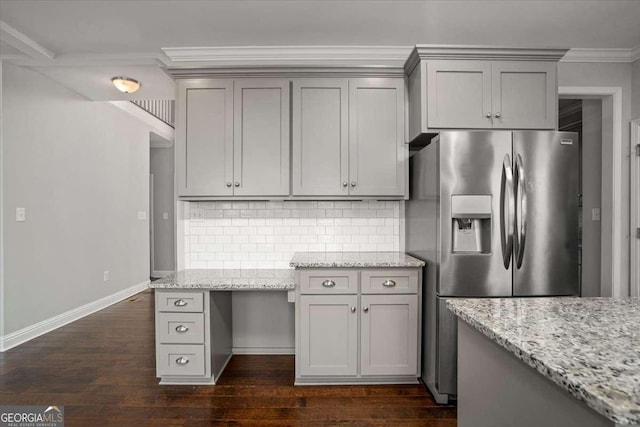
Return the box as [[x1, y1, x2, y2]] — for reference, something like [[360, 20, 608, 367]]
[[0, 280, 150, 352]]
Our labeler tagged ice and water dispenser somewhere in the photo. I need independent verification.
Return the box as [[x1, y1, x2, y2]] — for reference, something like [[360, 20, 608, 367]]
[[451, 195, 492, 253]]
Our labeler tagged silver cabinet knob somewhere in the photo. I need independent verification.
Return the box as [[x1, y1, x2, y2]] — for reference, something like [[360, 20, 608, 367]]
[[175, 357, 189, 365], [175, 325, 189, 333], [174, 299, 187, 307], [234, 182, 240, 187], [495, 112, 501, 118], [363, 306, 369, 313], [486, 112, 492, 118], [351, 306, 356, 313], [226, 182, 232, 187], [382, 279, 397, 287], [321, 279, 336, 288], [342, 182, 348, 187], [350, 182, 356, 187]]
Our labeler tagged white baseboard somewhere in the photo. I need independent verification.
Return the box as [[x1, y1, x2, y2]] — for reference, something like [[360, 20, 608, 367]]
[[232, 346, 294, 355], [151, 270, 174, 278], [0, 280, 150, 352]]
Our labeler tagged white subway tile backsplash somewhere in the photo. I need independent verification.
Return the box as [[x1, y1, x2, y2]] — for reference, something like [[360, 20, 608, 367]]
[[183, 201, 402, 269]]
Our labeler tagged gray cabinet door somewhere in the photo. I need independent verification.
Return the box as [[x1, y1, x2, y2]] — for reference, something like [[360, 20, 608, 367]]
[[177, 80, 234, 196], [426, 61, 492, 129], [360, 294, 418, 376], [233, 79, 290, 196], [491, 62, 557, 129], [348, 78, 406, 197], [292, 79, 349, 196], [299, 295, 358, 377]]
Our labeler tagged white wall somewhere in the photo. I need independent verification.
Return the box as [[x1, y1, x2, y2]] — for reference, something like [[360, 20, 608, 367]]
[[150, 146, 175, 275], [558, 62, 633, 295], [633, 60, 640, 118], [581, 100, 603, 297], [2, 63, 151, 337]]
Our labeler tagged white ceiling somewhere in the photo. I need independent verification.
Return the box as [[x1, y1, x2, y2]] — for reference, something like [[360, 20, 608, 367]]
[[1, 0, 639, 53], [1, 0, 639, 101]]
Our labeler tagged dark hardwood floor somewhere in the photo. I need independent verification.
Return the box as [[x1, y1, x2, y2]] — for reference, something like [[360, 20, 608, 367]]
[[0, 290, 456, 426]]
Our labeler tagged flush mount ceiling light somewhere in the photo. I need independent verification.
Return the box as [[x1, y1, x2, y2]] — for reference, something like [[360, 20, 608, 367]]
[[111, 76, 141, 93]]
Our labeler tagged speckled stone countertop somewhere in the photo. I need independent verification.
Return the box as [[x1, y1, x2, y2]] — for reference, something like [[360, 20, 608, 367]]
[[447, 298, 640, 425], [150, 269, 295, 290], [289, 252, 425, 268]]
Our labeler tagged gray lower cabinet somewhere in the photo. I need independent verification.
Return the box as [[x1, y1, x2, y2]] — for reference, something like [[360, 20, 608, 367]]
[[154, 289, 232, 385], [295, 268, 421, 384], [299, 295, 358, 376]]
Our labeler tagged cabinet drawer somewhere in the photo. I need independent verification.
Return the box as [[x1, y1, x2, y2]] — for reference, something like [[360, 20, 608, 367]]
[[361, 269, 419, 294], [156, 291, 204, 313], [157, 344, 205, 377], [299, 270, 358, 294], [157, 312, 205, 344]]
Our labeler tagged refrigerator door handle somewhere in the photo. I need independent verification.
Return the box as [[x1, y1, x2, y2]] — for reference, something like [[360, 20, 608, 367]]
[[500, 154, 515, 269], [515, 154, 527, 269]]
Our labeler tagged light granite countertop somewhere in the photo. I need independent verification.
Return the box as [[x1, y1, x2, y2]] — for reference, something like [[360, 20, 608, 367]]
[[447, 297, 640, 425], [150, 269, 295, 290], [289, 251, 425, 268]]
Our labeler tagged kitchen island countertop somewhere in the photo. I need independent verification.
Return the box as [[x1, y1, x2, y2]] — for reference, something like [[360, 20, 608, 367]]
[[447, 297, 640, 425]]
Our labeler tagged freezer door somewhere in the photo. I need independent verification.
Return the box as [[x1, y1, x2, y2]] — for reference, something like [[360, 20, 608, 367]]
[[439, 131, 512, 297], [512, 131, 580, 296]]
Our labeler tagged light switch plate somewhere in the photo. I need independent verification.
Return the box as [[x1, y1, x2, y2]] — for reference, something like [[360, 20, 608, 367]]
[[163, 212, 169, 220], [137, 211, 147, 220], [592, 208, 601, 222], [16, 207, 26, 222]]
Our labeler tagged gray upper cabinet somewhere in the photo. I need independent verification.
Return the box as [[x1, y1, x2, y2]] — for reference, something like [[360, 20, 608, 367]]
[[292, 79, 349, 196], [348, 78, 406, 197], [177, 80, 234, 197], [233, 79, 290, 196], [426, 61, 492, 129], [491, 61, 557, 129], [424, 60, 556, 131], [405, 47, 566, 141]]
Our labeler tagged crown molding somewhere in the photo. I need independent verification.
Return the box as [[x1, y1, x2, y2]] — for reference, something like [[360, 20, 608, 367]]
[[405, 45, 569, 73], [632, 44, 640, 62], [0, 20, 55, 61], [167, 66, 406, 79], [162, 45, 412, 68], [561, 47, 640, 63]]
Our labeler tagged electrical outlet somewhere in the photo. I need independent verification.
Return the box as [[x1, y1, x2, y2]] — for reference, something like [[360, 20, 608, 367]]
[[137, 211, 147, 220], [191, 208, 205, 220], [592, 208, 601, 222], [103, 271, 110, 281], [163, 212, 169, 220], [16, 207, 26, 222]]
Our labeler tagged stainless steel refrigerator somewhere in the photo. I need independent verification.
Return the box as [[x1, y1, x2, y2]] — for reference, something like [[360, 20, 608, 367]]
[[406, 131, 580, 404]]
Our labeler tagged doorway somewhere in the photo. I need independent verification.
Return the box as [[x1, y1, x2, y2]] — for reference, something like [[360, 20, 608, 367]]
[[559, 99, 602, 297], [149, 133, 176, 279]]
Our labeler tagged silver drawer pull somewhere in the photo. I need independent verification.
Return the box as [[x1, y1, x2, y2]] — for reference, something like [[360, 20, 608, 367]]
[[321, 280, 336, 288], [351, 306, 356, 313], [363, 306, 369, 313], [174, 299, 187, 307], [383, 279, 397, 288], [175, 356, 189, 365], [175, 325, 189, 333]]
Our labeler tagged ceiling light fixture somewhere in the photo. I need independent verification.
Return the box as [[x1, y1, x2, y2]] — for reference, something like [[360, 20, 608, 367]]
[[111, 76, 141, 93]]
